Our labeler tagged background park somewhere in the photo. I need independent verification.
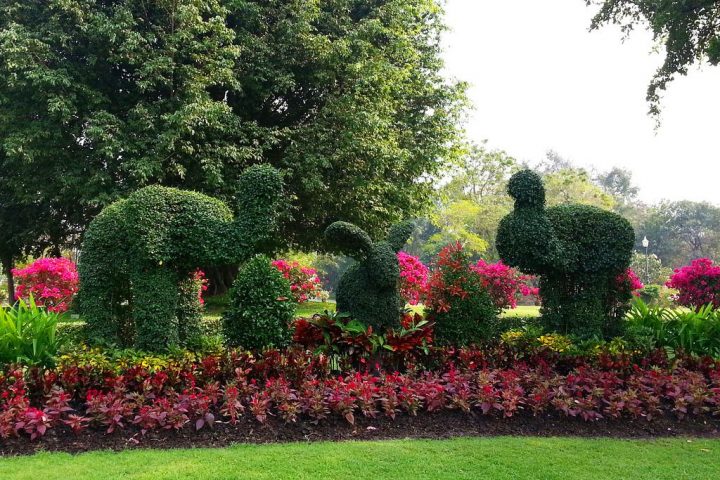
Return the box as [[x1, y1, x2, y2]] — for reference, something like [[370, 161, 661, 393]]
[[1, 1, 720, 478]]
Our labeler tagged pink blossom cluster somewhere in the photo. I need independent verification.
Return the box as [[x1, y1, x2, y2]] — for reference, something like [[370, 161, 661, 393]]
[[470, 259, 539, 309], [666, 258, 720, 309], [193, 269, 209, 306], [271, 259, 325, 303], [12, 257, 79, 312], [616, 268, 644, 297], [397, 252, 429, 305]]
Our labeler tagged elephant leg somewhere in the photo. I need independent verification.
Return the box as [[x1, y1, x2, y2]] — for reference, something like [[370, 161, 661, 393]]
[[177, 272, 203, 345], [78, 275, 118, 345], [131, 266, 179, 351]]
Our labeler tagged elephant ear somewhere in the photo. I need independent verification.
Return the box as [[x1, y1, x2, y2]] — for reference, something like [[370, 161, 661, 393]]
[[325, 222, 373, 259], [386, 220, 414, 253]]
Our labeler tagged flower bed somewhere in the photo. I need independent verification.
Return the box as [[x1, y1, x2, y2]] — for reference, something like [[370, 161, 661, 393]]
[[1, 344, 719, 450]]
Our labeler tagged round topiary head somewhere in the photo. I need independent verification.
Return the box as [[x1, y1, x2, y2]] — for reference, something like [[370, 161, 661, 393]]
[[507, 169, 545, 209]]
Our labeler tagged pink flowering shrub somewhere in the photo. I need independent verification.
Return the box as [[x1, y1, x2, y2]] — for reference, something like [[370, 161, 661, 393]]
[[271, 259, 326, 303], [616, 268, 644, 297], [193, 269, 209, 306], [470, 259, 538, 309], [12, 258, 79, 312], [397, 252, 429, 305], [666, 258, 720, 309]]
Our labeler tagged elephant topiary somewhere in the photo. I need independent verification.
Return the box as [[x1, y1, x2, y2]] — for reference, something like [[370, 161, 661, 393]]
[[496, 169, 635, 337], [325, 220, 414, 330], [77, 164, 285, 350]]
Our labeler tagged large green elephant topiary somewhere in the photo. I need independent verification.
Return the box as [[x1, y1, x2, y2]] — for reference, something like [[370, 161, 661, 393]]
[[325, 220, 414, 330], [77, 165, 285, 350], [496, 169, 635, 337]]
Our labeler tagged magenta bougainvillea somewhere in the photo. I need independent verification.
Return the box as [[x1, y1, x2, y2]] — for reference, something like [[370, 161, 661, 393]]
[[397, 252, 429, 305], [271, 259, 326, 303], [12, 258, 79, 312], [471, 259, 538, 309], [616, 268, 644, 297], [666, 258, 720, 309]]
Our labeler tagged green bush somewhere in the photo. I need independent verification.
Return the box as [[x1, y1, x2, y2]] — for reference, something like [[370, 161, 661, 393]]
[[0, 297, 64, 367], [77, 165, 285, 351], [222, 255, 295, 349], [496, 169, 635, 338], [626, 299, 720, 357], [325, 220, 414, 331], [425, 243, 498, 346]]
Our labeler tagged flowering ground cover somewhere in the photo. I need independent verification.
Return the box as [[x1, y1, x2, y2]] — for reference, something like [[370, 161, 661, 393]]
[[1, 437, 719, 480]]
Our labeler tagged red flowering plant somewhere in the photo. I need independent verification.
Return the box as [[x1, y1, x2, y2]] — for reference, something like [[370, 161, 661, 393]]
[[397, 252, 429, 305], [271, 259, 327, 303], [12, 257, 79, 312], [666, 258, 720, 310], [193, 269, 209, 306], [471, 259, 538, 309], [616, 268, 644, 297]]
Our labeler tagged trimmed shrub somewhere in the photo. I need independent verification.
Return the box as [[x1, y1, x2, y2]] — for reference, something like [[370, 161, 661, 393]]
[[425, 243, 498, 346], [223, 255, 295, 349], [496, 169, 635, 338], [325, 220, 414, 331], [77, 165, 285, 351]]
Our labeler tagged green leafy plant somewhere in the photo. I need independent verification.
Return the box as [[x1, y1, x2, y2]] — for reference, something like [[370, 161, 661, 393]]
[[626, 299, 720, 357], [0, 297, 64, 367], [222, 255, 295, 350]]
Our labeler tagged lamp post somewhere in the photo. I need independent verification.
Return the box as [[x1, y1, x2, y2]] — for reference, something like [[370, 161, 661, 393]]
[[642, 236, 649, 284]]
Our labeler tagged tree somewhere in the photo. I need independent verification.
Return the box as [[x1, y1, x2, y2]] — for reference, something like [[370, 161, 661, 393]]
[[639, 200, 720, 268], [0, 0, 466, 253], [543, 168, 615, 210], [586, 0, 720, 118]]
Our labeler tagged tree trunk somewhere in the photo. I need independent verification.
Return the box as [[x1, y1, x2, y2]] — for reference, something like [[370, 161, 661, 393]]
[[1, 256, 15, 303]]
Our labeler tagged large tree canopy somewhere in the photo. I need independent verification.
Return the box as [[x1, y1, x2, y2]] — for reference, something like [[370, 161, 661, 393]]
[[0, 0, 465, 253], [587, 0, 720, 118]]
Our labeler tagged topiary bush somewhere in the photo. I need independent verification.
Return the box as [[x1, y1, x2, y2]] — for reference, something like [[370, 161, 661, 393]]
[[77, 164, 285, 351], [325, 220, 414, 331], [222, 255, 295, 349], [496, 169, 635, 338], [424, 242, 498, 346]]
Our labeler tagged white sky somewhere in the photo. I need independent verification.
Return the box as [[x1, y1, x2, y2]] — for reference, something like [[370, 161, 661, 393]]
[[441, 0, 720, 205]]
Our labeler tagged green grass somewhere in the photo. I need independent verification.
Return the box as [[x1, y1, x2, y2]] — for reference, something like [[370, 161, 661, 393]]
[[294, 301, 336, 318], [501, 305, 541, 318], [1, 437, 718, 479]]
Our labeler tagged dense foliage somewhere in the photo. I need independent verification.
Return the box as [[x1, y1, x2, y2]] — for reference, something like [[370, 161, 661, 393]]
[[77, 164, 284, 351], [1, 343, 719, 442], [425, 243, 498, 346], [587, 0, 720, 119], [627, 299, 720, 357], [325, 220, 414, 330], [497, 169, 635, 338], [271, 259, 326, 304], [223, 255, 295, 350], [12, 258, 79, 313], [666, 258, 720, 310], [0, 298, 63, 367], [0, 0, 465, 257]]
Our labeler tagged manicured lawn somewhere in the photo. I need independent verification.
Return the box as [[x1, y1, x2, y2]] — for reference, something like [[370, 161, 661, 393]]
[[501, 305, 541, 318], [295, 301, 336, 318], [1, 437, 718, 480]]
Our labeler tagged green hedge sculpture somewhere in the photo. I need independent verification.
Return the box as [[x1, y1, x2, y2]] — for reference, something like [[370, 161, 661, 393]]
[[496, 169, 635, 337], [325, 220, 414, 330], [77, 165, 285, 351]]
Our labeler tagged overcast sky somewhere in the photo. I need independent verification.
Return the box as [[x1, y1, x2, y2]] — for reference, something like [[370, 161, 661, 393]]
[[441, 0, 720, 205]]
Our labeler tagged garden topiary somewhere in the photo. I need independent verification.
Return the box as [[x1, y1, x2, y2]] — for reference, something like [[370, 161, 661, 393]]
[[222, 255, 295, 350], [496, 169, 635, 338], [324, 220, 414, 331], [77, 164, 286, 351]]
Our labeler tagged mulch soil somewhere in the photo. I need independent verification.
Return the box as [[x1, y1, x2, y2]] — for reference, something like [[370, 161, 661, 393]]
[[2, 411, 719, 456]]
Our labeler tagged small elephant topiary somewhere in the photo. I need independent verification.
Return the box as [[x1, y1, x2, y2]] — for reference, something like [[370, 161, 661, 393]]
[[496, 169, 635, 337], [325, 220, 414, 330], [77, 164, 286, 351]]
